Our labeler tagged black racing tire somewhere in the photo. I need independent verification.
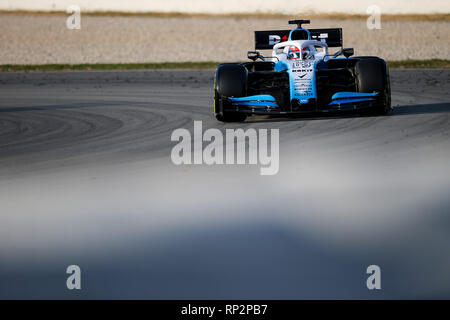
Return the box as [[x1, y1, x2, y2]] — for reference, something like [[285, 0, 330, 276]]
[[355, 57, 392, 115], [214, 64, 248, 122]]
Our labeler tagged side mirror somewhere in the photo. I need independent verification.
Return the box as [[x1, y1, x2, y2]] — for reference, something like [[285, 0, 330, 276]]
[[343, 48, 354, 58], [248, 51, 261, 61]]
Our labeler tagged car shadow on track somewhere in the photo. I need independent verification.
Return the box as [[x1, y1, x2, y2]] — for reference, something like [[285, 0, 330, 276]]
[[243, 102, 450, 123], [390, 102, 450, 116]]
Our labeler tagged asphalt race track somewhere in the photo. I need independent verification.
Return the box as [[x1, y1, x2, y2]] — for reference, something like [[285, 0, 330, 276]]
[[0, 69, 449, 299]]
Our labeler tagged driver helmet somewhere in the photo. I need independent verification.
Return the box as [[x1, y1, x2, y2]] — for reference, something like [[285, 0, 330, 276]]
[[302, 46, 313, 60], [287, 46, 301, 60], [302, 47, 312, 60]]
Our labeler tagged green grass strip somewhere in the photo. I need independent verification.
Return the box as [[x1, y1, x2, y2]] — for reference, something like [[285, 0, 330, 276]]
[[0, 60, 449, 72]]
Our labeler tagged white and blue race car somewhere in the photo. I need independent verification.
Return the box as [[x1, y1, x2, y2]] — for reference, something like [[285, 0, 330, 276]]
[[214, 19, 391, 122]]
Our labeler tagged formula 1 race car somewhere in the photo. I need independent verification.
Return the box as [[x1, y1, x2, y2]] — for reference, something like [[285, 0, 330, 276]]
[[214, 19, 391, 122]]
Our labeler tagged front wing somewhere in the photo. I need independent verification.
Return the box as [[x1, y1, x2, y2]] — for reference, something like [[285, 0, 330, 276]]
[[220, 92, 382, 116]]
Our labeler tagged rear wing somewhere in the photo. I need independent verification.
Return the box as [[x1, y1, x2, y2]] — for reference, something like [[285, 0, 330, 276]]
[[255, 28, 343, 49]]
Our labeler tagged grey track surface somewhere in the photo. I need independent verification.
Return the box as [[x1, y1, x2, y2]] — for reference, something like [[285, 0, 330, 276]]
[[0, 69, 449, 177], [0, 69, 450, 299]]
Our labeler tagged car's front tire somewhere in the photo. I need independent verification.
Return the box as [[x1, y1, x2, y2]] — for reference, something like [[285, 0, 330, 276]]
[[355, 57, 392, 115], [214, 64, 248, 122]]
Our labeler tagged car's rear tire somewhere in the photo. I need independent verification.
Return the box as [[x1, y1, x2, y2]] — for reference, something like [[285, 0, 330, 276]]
[[214, 64, 248, 122], [355, 57, 391, 115]]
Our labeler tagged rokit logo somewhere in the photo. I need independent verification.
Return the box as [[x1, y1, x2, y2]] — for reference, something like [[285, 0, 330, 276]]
[[292, 69, 313, 73]]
